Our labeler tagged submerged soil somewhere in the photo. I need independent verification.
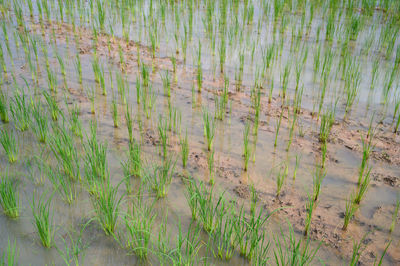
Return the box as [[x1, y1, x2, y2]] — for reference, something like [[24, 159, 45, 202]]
[[1, 10, 399, 266], [40, 21, 400, 264]]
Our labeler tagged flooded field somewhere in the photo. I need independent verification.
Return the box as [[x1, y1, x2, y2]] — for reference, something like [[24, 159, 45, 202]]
[[0, 0, 399, 265]]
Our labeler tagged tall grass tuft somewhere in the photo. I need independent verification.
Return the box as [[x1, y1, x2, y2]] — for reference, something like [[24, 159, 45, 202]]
[[69, 103, 82, 138], [10, 91, 30, 131], [184, 178, 200, 221], [161, 70, 171, 97], [343, 61, 360, 120], [43, 91, 60, 121], [274, 111, 283, 148], [180, 130, 189, 169], [50, 125, 80, 181], [173, 220, 202, 264], [185, 180, 225, 233], [243, 121, 251, 171], [276, 163, 288, 198], [354, 167, 371, 205], [0, 238, 18, 266], [342, 192, 358, 231], [273, 223, 320, 265], [122, 194, 156, 259], [0, 129, 18, 163], [46, 165, 76, 205], [111, 93, 119, 128], [313, 167, 326, 202], [0, 91, 9, 123], [304, 192, 315, 236], [211, 213, 235, 260], [319, 110, 334, 144], [83, 121, 108, 194], [203, 109, 215, 151], [122, 140, 142, 190], [198, 184, 225, 233], [158, 116, 169, 159], [293, 155, 300, 181], [75, 54, 82, 84], [146, 156, 177, 199], [91, 180, 123, 236], [125, 104, 134, 144], [31, 191, 55, 248], [87, 87, 96, 114], [0, 172, 19, 219], [56, 223, 90, 266], [154, 211, 173, 264], [234, 204, 275, 261], [358, 132, 374, 185], [32, 105, 49, 143]]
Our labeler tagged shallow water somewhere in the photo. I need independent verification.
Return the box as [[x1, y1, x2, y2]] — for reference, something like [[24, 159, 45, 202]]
[[0, 0, 399, 265]]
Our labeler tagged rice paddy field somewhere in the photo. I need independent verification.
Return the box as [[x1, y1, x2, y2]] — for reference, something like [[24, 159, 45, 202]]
[[0, 0, 400, 265]]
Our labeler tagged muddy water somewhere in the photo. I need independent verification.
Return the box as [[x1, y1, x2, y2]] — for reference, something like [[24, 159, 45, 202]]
[[0, 1, 400, 265]]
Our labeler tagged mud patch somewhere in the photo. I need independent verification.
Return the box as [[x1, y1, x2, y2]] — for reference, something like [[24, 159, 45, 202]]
[[233, 185, 251, 199]]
